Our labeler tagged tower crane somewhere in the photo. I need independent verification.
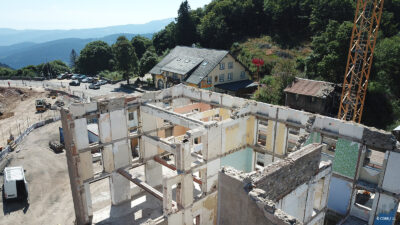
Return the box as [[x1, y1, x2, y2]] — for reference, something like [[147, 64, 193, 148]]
[[338, 0, 384, 123]]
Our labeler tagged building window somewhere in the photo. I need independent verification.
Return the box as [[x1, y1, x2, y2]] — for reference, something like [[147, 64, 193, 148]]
[[228, 62, 233, 69], [128, 112, 134, 121], [219, 74, 224, 82], [227, 72, 233, 81], [207, 76, 212, 84], [173, 73, 178, 79], [219, 63, 225, 70], [257, 120, 268, 146], [240, 71, 246, 79], [166, 71, 169, 76]]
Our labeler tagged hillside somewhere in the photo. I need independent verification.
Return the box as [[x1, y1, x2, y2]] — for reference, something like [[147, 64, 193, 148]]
[[232, 36, 312, 76], [0, 62, 11, 69], [0, 33, 152, 69], [0, 18, 173, 46]]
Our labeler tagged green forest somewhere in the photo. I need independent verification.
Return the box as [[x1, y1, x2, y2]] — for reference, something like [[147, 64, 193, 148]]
[[0, 0, 399, 130]]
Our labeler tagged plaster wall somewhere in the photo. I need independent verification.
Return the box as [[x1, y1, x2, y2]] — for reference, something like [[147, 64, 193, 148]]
[[382, 151, 400, 194], [279, 183, 308, 222], [220, 148, 254, 173], [373, 193, 398, 225], [327, 176, 352, 215]]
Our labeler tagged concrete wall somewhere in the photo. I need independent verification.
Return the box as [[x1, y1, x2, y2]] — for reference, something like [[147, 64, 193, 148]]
[[218, 171, 278, 225], [253, 144, 321, 201], [382, 151, 400, 194], [372, 193, 398, 225], [278, 183, 308, 222]]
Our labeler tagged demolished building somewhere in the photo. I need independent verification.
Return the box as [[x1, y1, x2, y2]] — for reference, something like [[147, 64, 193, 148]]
[[60, 84, 399, 225]]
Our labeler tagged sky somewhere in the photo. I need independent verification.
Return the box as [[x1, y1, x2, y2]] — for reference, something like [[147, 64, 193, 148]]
[[0, 0, 212, 30]]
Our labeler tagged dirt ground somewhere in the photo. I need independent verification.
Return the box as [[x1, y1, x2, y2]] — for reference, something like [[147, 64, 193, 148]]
[[0, 121, 75, 225], [0, 86, 75, 147]]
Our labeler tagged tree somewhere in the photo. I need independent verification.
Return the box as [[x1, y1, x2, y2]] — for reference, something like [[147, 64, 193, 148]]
[[305, 20, 353, 83], [112, 36, 138, 84], [70, 49, 78, 68], [198, 0, 268, 49], [131, 35, 152, 59], [175, 0, 197, 46], [139, 50, 158, 77], [309, 0, 354, 33], [76, 41, 113, 75], [153, 22, 176, 55], [264, 0, 312, 47], [253, 60, 298, 105], [373, 35, 400, 97], [37, 60, 70, 78]]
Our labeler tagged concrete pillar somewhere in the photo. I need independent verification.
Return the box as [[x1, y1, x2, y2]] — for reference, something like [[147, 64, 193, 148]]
[[304, 181, 316, 223], [163, 178, 173, 215], [109, 109, 132, 205], [61, 109, 93, 225], [110, 172, 131, 205], [145, 159, 163, 187], [320, 173, 332, 209], [141, 111, 163, 187], [181, 174, 194, 207], [176, 141, 191, 173]]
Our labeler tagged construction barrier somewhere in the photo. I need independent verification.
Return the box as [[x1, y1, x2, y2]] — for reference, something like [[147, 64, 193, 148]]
[[0, 116, 60, 162]]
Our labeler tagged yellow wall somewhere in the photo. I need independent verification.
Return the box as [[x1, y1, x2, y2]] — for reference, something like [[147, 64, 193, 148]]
[[155, 53, 250, 89], [266, 120, 275, 152], [275, 122, 287, 156], [203, 54, 251, 87], [246, 116, 255, 145], [219, 108, 230, 120]]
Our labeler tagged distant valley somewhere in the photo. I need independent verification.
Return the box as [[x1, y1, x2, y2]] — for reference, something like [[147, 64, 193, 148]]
[[0, 18, 173, 69], [0, 33, 152, 69]]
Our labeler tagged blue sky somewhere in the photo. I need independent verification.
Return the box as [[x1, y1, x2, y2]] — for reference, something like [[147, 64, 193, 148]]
[[0, 0, 212, 30]]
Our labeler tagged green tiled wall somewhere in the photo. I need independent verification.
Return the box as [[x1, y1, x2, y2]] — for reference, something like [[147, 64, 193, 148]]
[[305, 132, 321, 146], [332, 138, 360, 178]]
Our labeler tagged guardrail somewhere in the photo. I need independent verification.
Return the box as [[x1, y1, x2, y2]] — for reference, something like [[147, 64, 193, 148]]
[[0, 116, 61, 161]]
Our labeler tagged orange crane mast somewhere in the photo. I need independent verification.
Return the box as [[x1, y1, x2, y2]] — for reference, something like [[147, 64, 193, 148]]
[[338, 0, 384, 123]]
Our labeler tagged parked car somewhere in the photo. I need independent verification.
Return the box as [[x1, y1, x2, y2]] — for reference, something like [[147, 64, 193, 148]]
[[57, 74, 67, 80], [69, 80, 80, 86], [78, 75, 87, 81], [89, 83, 100, 89], [3, 166, 28, 202], [65, 73, 73, 79], [82, 77, 94, 83], [71, 74, 79, 80], [97, 80, 108, 85]]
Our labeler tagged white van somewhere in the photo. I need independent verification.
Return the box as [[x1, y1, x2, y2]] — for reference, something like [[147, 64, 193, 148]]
[[3, 166, 28, 201]]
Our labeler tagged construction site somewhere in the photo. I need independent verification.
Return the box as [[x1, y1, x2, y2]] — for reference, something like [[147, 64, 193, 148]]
[[1, 0, 399, 224], [54, 84, 398, 225], [0, 81, 398, 225]]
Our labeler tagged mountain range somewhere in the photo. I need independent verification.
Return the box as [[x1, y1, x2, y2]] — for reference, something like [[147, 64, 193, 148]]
[[0, 18, 173, 46], [0, 18, 174, 69]]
